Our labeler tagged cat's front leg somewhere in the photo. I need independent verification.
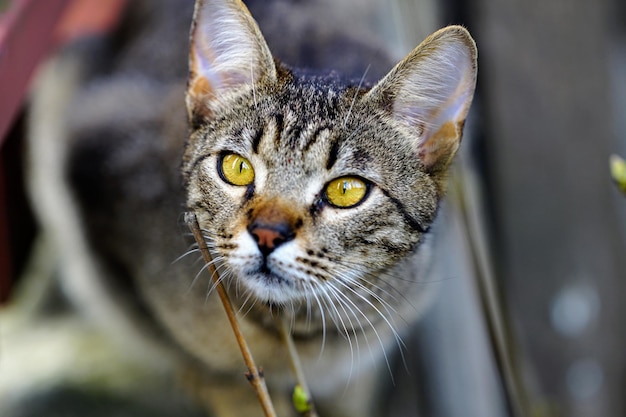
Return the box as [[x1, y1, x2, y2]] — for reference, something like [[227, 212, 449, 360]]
[[311, 364, 381, 417]]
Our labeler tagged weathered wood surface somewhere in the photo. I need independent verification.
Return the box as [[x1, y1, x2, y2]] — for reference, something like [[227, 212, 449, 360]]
[[470, 0, 626, 415]]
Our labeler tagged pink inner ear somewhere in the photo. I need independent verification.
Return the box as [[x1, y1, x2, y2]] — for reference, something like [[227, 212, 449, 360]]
[[419, 120, 461, 171], [433, 87, 474, 130], [189, 75, 213, 101], [187, 45, 214, 119], [189, 40, 223, 93]]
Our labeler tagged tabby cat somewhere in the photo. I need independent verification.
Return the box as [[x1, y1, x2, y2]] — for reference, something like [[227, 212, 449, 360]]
[[27, 0, 477, 415]]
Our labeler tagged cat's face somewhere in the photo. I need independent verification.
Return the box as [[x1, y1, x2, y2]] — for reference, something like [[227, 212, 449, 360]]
[[183, 0, 477, 313], [185, 76, 439, 305]]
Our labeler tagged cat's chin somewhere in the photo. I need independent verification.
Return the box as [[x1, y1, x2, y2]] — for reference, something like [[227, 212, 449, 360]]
[[237, 270, 308, 306]]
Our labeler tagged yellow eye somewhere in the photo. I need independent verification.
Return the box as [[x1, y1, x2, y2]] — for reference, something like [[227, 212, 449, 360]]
[[325, 176, 368, 208], [220, 153, 255, 186]]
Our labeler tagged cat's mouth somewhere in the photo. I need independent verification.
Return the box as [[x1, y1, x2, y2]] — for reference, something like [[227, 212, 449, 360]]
[[254, 265, 289, 286], [235, 261, 304, 305], [257, 262, 272, 276]]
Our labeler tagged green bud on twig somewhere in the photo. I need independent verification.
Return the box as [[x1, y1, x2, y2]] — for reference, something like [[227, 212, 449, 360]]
[[610, 154, 626, 195], [293, 384, 312, 414]]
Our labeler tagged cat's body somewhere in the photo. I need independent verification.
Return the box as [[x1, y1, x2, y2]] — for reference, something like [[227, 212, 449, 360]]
[[27, 0, 477, 416]]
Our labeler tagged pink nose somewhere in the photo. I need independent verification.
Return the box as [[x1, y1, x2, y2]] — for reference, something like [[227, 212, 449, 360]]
[[251, 227, 282, 250], [248, 222, 294, 258], [247, 200, 298, 258]]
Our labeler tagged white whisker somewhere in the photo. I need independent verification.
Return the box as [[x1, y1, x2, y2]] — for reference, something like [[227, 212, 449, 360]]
[[204, 261, 231, 304], [171, 246, 200, 265], [237, 287, 259, 317], [331, 277, 406, 382], [186, 261, 210, 295], [343, 64, 370, 129], [250, 56, 258, 109], [323, 282, 367, 384], [309, 283, 328, 358]]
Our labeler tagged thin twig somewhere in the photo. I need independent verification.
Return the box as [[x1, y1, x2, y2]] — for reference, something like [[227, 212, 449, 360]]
[[276, 317, 319, 417], [450, 166, 531, 417], [186, 213, 277, 417]]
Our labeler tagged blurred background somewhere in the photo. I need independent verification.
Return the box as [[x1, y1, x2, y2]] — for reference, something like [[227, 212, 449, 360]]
[[1, 0, 625, 416]]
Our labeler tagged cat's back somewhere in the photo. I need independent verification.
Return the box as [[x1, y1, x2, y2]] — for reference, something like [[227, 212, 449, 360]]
[[70, 0, 393, 85]]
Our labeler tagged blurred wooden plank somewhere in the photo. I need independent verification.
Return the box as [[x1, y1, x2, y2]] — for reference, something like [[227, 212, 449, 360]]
[[0, 0, 70, 143], [0, 0, 128, 302], [55, 0, 129, 44], [0, 0, 128, 143], [471, 0, 626, 415]]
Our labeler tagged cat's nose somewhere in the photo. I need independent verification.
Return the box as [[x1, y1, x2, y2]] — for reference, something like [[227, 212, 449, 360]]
[[248, 221, 294, 257]]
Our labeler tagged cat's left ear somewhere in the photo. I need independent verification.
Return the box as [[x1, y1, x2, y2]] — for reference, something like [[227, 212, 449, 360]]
[[365, 26, 477, 175], [186, 0, 276, 123]]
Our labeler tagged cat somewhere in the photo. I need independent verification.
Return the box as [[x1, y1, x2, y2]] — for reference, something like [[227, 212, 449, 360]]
[[26, 0, 477, 416]]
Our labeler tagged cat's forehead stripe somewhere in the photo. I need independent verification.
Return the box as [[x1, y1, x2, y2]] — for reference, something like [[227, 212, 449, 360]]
[[251, 127, 264, 154], [302, 125, 332, 154], [325, 137, 340, 170], [270, 113, 284, 150], [281, 110, 307, 150]]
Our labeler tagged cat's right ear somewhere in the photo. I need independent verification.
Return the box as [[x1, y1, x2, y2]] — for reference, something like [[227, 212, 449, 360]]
[[364, 26, 477, 181], [186, 0, 276, 123]]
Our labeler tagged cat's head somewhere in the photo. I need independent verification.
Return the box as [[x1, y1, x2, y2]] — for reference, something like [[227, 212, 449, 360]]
[[182, 0, 477, 309]]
